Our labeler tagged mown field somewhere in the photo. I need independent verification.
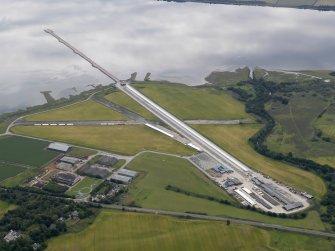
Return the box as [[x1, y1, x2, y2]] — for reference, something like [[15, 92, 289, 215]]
[[192, 124, 326, 199], [0, 136, 59, 167], [105, 92, 158, 121], [46, 210, 335, 251], [125, 152, 325, 230], [0, 163, 26, 181], [67, 177, 103, 197], [11, 126, 195, 156], [25, 100, 129, 121], [134, 81, 252, 120]]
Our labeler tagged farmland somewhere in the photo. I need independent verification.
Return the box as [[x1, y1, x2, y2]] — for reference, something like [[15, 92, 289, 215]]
[[46, 210, 335, 251], [125, 152, 325, 230], [0, 136, 59, 167], [11, 125, 195, 156], [105, 92, 158, 121], [0, 163, 26, 181], [192, 124, 326, 198], [134, 81, 252, 120], [25, 100, 129, 121]]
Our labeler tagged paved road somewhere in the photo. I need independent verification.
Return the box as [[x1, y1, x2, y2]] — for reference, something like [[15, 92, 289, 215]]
[[100, 204, 335, 239], [13, 120, 143, 126]]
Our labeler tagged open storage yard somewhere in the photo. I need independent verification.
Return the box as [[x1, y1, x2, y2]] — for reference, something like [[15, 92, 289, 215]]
[[46, 210, 335, 251]]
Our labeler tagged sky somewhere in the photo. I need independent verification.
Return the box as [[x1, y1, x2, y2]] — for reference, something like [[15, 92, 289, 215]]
[[1, 0, 335, 113]]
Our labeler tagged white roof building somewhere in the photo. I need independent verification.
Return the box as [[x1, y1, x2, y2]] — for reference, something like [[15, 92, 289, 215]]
[[116, 169, 138, 178], [4, 230, 21, 242], [110, 174, 132, 184], [48, 142, 70, 152]]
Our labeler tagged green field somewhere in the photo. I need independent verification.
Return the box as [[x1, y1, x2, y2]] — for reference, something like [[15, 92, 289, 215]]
[[205, 67, 250, 86], [105, 92, 158, 121], [25, 100, 129, 121], [126, 152, 233, 205], [11, 125, 195, 156], [47, 210, 335, 251], [134, 81, 252, 120], [67, 177, 103, 197], [125, 152, 325, 230], [192, 124, 326, 199], [0, 135, 59, 167], [66, 147, 97, 159], [0, 163, 26, 181]]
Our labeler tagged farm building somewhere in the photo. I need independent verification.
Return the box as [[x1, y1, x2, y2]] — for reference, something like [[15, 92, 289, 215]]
[[59, 156, 81, 165], [116, 169, 138, 178], [56, 162, 73, 171], [96, 155, 118, 167], [110, 174, 132, 184], [54, 172, 80, 186], [48, 142, 70, 152]]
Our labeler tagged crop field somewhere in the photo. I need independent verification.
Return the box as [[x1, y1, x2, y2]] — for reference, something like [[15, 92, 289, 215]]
[[67, 177, 103, 197], [0, 163, 26, 181], [46, 210, 335, 251], [134, 81, 252, 120], [125, 152, 325, 230], [105, 92, 158, 121], [192, 124, 326, 199], [11, 125, 195, 156], [25, 100, 129, 121], [0, 135, 59, 167]]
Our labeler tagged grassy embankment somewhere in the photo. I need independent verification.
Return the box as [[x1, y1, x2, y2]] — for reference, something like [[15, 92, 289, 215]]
[[25, 100, 129, 121], [105, 92, 158, 121], [134, 80, 252, 120], [11, 126, 195, 156], [125, 152, 325, 230], [47, 210, 335, 251], [0, 136, 59, 187]]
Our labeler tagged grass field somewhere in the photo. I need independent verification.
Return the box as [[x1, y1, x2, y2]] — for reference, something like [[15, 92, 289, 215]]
[[205, 67, 250, 86], [134, 82, 252, 120], [0, 135, 59, 167], [25, 100, 129, 121], [67, 177, 103, 197], [46, 210, 335, 251], [125, 152, 233, 205], [0, 163, 26, 181], [66, 147, 97, 159], [105, 92, 158, 121], [125, 152, 325, 230], [11, 126, 195, 156], [192, 124, 326, 199]]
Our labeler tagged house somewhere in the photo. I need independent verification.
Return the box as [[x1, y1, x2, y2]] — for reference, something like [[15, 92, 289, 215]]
[[4, 230, 21, 242]]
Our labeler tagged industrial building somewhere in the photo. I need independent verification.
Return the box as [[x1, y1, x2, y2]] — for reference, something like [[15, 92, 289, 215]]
[[48, 142, 70, 152], [116, 169, 138, 178], [283, 202, 304, 211], [222, 178, 242, 189], [79, 164, 111, 178], [54, 172, 80, 186], [110, 174, 132, 184], [234, 189, 256, 206], [212, 165, 233, 174]]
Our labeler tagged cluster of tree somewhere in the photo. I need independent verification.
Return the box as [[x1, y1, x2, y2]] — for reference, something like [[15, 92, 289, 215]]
[[0, 187, 94, 250], [165, 185, 231, 205], [42, 182, 68, 194], [229, 78, 335, 231]]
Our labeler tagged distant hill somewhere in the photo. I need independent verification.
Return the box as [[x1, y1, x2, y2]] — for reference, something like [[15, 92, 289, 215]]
[[160, 0, 335, 11]]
